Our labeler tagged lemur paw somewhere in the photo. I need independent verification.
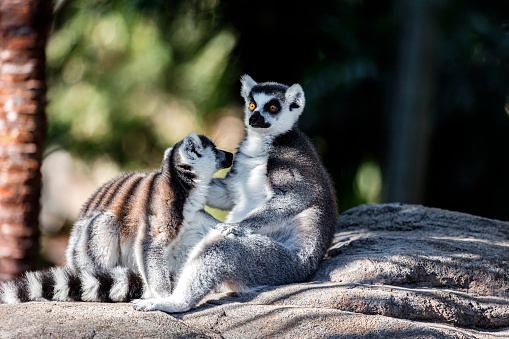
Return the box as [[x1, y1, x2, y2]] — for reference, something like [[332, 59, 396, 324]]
[[215, 223, 247, 237], [132, 298, 190, 313], [132, 298, 158, 312]]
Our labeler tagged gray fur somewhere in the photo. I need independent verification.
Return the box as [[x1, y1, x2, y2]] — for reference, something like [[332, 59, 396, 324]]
[[132, 75, 337, 313], [0, 134, 233, 304]]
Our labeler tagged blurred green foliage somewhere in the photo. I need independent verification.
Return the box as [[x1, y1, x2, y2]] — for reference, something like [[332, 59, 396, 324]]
[[46, 0, 509, 219], [46, 0, 238, 170]]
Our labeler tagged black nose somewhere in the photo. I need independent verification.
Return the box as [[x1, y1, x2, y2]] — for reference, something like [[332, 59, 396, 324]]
[[249, 111, 270, 128], [221, 151, 233, 168]]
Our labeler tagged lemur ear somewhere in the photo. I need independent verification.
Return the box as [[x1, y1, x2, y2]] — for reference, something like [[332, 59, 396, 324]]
[[240, 74, 257, 99], [187, 132, 202, 149], [187, 132, 200, 142], [285, 84, 306, 112], [183, 132, 203, 159]]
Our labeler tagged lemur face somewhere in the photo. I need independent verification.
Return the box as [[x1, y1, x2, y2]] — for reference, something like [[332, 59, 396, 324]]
[[240, 75, 306, 136], [174, 133, 233, 178]]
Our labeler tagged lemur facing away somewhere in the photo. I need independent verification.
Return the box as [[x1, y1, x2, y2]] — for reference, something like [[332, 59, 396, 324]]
[[133, 75, 338, 313], [0, 133, 233, 303]]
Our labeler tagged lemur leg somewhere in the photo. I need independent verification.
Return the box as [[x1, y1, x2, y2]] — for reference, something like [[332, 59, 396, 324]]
[[205, 178, 234, 210], [135, 211, 221, 299], [65, 218, 86, 271], [133, 231, 309, 313], [135, 239, 173, 298], [66, 212, 121, 273]]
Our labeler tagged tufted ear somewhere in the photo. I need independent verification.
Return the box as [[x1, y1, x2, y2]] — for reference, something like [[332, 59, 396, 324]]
[[285, 84, 306, 112], [240, 74, 257, 99], [186, 132, 202, 149], [182, 132, 203, 159]]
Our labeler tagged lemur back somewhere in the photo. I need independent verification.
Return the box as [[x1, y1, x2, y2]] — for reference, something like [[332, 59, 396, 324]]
[[133, 75, 338, 313], [0, 133, 232, 304]]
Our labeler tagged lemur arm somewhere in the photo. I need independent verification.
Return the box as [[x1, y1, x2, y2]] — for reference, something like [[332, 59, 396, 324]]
[[236, 193, 305, 233], [205, 178, 234, 211]]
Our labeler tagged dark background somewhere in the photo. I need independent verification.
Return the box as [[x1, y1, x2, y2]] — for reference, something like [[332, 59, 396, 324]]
[[48, 0, 509, 221]]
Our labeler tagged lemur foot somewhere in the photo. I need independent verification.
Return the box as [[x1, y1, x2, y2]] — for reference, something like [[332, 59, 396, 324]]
[[132, 297, 191, 313]]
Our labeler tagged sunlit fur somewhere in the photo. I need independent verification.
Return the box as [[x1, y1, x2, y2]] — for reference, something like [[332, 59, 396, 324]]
[[0, 133, 232, 304], [132, 75, 337, 313]]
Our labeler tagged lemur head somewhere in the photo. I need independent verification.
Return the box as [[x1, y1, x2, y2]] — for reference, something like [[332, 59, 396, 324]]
[[164, 133, 233, 181], [240, 74, 305, 136]]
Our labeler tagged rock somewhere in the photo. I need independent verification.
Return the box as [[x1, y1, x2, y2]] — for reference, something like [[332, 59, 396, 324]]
[[1, 203, 509, 338], [0, 298, 497, 339], [0, 302, 218, 339], [312, 203, 509, 329]]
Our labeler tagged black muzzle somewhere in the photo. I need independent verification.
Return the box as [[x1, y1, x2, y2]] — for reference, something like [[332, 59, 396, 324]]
[[249, 111, 271, 128], [218, 150, 233, 169]]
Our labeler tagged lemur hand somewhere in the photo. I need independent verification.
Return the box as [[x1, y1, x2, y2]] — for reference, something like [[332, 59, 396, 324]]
[[215, 223, 251, 237]]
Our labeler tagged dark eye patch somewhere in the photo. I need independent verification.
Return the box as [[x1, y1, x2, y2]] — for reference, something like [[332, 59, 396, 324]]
[[264, 99, 281, 114]]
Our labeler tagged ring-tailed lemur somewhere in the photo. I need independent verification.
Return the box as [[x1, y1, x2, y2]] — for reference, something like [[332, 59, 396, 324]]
[[0, 133, 233, 304], [132, 75, 338, 313]]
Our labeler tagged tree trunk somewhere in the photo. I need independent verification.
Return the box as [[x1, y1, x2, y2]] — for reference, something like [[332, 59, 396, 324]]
[[0, 0, 52, 281]]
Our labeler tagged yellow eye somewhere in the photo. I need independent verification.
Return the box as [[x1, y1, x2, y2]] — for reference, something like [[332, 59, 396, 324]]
[[269, 104, 278, 112], [249, 102, 256, 110]]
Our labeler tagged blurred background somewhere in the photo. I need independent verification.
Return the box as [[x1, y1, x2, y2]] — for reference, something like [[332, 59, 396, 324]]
[[38, 0, 509, 265]]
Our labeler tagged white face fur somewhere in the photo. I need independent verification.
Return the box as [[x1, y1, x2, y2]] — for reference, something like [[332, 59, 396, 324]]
[[240, 74, 306, 137]]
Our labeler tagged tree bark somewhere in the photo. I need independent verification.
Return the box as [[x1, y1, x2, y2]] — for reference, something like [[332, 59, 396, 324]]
[[0, 0, 52, 281]]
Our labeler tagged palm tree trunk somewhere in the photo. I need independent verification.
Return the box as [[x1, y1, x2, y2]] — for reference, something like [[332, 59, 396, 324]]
[[0, 0, 52, 281]]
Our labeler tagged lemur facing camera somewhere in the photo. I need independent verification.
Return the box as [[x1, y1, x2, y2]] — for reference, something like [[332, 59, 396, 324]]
[[133, 75, 338, 313], [0, 133, 233, 303]]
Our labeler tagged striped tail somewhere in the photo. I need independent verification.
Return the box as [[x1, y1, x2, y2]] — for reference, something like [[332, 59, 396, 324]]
[[0, 266, 144, 304]]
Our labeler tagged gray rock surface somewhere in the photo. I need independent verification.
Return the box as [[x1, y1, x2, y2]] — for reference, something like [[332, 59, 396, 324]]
[[314, 203, 509, 329], [1, 203, 509, 338]]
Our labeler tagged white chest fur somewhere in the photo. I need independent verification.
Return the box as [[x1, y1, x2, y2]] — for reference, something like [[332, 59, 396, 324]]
[[226, 133, 273, 223]]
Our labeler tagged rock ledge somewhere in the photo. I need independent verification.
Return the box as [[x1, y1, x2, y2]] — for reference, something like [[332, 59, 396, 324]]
[[2, 204, 509, 338]]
